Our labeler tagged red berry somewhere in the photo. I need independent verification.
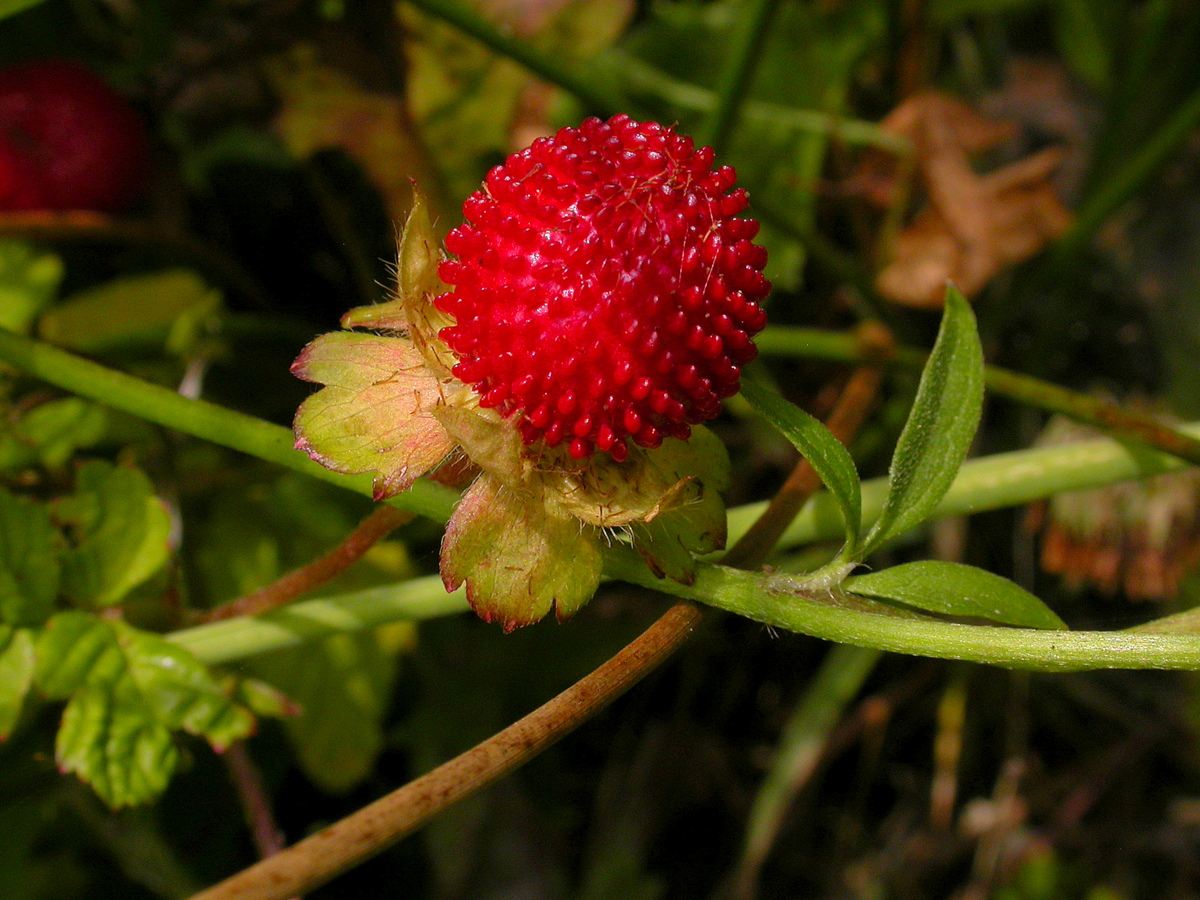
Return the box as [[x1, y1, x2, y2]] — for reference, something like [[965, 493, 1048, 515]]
[[436, 115, 770, 462], [0, 59, 149, 212]]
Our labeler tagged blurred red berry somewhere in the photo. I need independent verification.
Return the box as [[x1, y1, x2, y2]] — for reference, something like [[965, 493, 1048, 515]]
[[0, 59, 149, 212], [436, 114, 770, 463]]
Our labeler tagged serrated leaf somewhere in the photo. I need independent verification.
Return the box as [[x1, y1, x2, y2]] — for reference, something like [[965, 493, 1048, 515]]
[[0, 488, 59, 627], [0, 626, 35, 739], [250, 630, 402, 794], [292, 332, 456, 500], [846, 561, 1066, 630], [56, 682, 177, 809], [37, 269, 222, 355], [740, 370, 861, 553], [858, 285, 984, 557], [55, 461, 171, 608], [36, 612, 254, 807], [441, 474, 602, 630]]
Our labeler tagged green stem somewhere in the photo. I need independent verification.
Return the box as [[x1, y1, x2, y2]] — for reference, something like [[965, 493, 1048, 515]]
[[745, 419, 1196, 552], [0, 329, 459, 524], [171, 575, 466, 665], [401, 0, 624, 115], [7, 330, 1200, 669], [757, 325, 1200, 467], [1056, 78, 1200, 260], [695, 0, 782, 155], [615, 53, 909, 153], [603, 546, 1200, 672], [172, 419, 1200, 666]]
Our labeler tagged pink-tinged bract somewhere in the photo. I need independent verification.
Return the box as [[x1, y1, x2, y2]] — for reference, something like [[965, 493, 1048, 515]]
[[436, 114, 770, 463]]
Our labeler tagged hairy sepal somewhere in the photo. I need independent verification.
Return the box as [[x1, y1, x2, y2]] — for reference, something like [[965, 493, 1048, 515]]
[[630, 478, 727, 584], [292, 332, 455, 499], [546, 425, 731, 528], [433, 403, 526, 486], [440, 474, 602, 631], [339, 193, 455, 364]]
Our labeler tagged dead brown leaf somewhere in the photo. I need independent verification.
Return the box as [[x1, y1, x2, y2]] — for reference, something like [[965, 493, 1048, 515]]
[[868, 91, 1072, 308]]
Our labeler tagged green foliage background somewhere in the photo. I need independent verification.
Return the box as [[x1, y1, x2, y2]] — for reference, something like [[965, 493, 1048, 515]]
[[1, 0, 1199, 898]]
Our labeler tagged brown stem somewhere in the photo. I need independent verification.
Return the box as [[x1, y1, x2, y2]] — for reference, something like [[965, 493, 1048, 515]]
[[187, 600, 704, 900], [223, 743, 287, 860], [187, 373, 883, 900], [199, 505, 411, 623]]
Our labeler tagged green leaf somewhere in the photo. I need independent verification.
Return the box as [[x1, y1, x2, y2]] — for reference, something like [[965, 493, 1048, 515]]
[[0, 0, 50, 19], [0, 240, 62, 333], [0, 626, 35, 739], [12, 398, 107, 469], [441, 473, 602, 630], [0, 488, 60, 627], [1053, 0, 1112, 90], [846, 561, 1066, 630], [857, 285, 984, 557], [740, 369, 861, 552], [0, 397, 108, 472], [36, 612, 254, 807], [250, 628, 407, 794], [55, 461, 171, 608], [37, 269, 222, 356]]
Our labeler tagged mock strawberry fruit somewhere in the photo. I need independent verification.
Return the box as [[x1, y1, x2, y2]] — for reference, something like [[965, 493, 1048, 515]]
[[294, 119, 765, 629], [436, 114, 770, 463], [0, 59, 149, 212]]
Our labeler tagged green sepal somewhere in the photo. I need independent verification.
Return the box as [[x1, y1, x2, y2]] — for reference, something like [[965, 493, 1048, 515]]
[[292, 331, 456, 500], [36, 612, 255, 807], [54, 461, 171, 609], [546, 425, 732, 529], [630, 479, 727, 584], [342, 193, 457, 376], [441, 474, 602, 630], [434, 403, 525, 485]]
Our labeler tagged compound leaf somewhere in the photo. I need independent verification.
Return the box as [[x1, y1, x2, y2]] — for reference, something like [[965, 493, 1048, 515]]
[[36, 612, 253, 807]]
